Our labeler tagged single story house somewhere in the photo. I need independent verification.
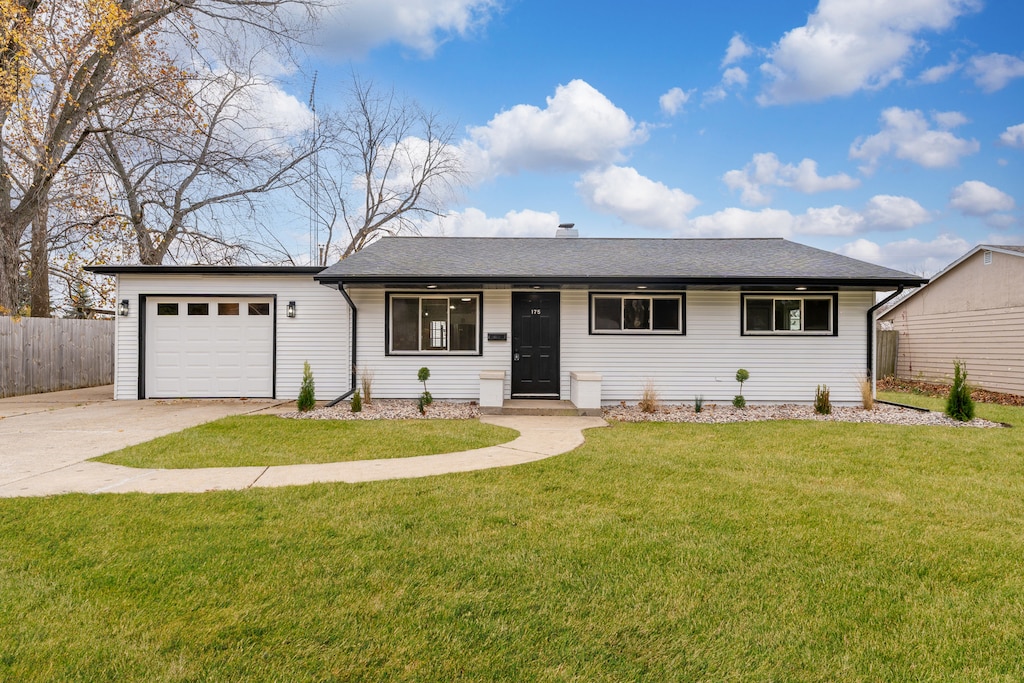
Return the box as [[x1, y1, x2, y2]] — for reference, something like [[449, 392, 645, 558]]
[[89, 231, 925, 407], [879, 244, 1024, 396]]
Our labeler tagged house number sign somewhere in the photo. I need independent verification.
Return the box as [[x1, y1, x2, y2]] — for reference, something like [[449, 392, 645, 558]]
[[531, 308, 542, 315]]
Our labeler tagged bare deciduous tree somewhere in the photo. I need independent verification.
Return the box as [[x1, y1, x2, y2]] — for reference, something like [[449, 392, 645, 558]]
[[305, 78, 463, 264]]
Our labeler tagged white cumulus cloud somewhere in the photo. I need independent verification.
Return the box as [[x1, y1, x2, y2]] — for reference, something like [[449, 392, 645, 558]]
[[577, 165, 700, 230], [318, 0, 499, 58], [850, 107, 979, 173], [862, 195, 933, 230], [461, 80, 648, 180], [723, 152, 860, 206], [999, 123, 1024, 148], [426, 208, 562, 237], [722, 67, 749, 88], [838, 234, 971, 275], [659, 87, 695, 116], [917, 57, 961, 83], [949, 181, 1016, 216], [722, 34, 753, 67], [757, 0, 981, 105], [967, 53, 1024, 92]]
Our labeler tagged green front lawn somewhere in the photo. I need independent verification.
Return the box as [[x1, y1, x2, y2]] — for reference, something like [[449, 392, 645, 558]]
[[3, 401, 1023, 680], [93, 416, 519, 468]]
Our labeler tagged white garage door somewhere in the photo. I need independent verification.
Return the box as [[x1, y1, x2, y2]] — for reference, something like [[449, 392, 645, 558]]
[[146, 297, 274, 398]]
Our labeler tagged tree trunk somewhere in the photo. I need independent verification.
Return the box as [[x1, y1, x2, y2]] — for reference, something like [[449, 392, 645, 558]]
[[0, 219, 23, 315], [29, 199, 50, 317]]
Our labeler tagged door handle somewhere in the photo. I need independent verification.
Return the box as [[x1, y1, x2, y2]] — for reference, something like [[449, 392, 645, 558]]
[[513, 353, 520, 361]]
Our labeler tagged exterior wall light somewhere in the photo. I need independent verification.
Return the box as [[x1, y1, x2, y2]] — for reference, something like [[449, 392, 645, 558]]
[[286, 301, 297, 318], [118, 299, 129, 317]]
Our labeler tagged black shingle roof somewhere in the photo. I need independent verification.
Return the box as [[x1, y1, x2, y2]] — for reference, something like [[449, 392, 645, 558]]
[[315, 237, 925, 287]]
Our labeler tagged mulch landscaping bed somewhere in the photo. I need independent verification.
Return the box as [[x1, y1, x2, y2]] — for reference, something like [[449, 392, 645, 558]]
[[878, 377, 1024, 407]]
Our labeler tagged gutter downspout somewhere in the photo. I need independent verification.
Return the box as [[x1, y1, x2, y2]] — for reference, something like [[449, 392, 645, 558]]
[[327, 282, 358, 407], [866, 285, 905, 393]]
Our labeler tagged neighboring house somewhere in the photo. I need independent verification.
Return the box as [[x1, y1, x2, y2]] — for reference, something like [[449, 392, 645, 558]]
[[879, 244, 1024, 396], [89, 232, 924, 406]]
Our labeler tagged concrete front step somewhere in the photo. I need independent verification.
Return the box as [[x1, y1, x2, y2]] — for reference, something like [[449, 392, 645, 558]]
[[480, 399, 601, 417]]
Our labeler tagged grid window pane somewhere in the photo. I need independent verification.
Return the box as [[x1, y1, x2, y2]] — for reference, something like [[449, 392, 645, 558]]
[[805, 299, 831, 331], [392, 298, 419, 351], [652, 298, 680, 331], [449, 298, 477, 351], [248, 302, 270, 316], [421, 299, 449, 350], [622, 298, 650, 329], [187, 303, 209, 316], [594, 297, 621, 330], [157, 303, 178, 316], [776, 299, 802, 331], [218, 302, 239, 316], [745, 299, 772, 331]]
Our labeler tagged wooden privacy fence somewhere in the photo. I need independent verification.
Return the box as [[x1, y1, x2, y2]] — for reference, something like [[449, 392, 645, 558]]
[[876, 329, 899, 379], [0, 317, 114, 398]]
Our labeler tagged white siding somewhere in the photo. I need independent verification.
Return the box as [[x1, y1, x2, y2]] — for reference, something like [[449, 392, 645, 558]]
[[349, 289, 511, 400], [113, 275, 349, 400], [560, 290, 870, 405], [350, 288, 872, 405]]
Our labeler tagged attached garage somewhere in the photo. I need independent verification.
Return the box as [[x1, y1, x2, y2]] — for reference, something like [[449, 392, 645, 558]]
[[145, 296, 275, 398], [86, 266, 351, 401]]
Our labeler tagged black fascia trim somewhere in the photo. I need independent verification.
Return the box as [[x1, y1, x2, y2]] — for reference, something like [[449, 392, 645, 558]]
[[315, 275, 928, 289], [88, 265, 323, 275], [385, 291, 484, 357], [137, 293, 279, 399], [587, 292, 686, 336], [740, 292, 840, 337]]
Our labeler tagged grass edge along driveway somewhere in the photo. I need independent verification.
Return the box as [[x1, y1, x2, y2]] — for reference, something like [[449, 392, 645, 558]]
[[93, 415, 519, 469]]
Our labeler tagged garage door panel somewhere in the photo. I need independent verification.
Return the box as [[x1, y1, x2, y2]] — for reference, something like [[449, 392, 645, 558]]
[[146, 297, 274, 398]]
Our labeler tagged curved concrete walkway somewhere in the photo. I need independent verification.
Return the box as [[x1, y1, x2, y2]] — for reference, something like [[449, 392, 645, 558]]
[[0, 414, 607, 498]]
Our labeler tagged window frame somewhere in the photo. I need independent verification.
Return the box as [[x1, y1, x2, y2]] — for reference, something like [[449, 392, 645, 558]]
[[740, 293, 838, 336], [588, 292, 686, 335], [386, 292, 483, 356]]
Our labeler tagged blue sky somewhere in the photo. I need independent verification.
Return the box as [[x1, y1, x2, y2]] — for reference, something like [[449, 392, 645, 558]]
[[278, 0, 1024, 275]]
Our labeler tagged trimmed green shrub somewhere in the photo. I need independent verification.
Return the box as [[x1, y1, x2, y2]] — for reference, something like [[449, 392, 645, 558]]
[[694, 395, 704, 413], [351, 388, 362, 413], [734, 368, 750, 408], [814, 384, 831, 415], [297, 361, 316, 412], [945, 359, 975, 422], [417, 367, 433, 415]]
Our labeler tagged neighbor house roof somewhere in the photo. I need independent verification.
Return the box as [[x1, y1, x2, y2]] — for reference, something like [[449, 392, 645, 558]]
[[877, 244, 1024, 316], [86, 265, 324, 275], [315, 237, 926, 288]]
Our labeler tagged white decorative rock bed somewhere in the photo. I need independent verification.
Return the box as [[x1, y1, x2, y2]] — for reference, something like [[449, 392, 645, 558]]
[[282, 400, 1005, 428]]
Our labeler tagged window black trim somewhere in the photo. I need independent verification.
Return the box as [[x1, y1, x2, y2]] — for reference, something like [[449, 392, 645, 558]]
[[385, 291, 484, 356], [740, 293, 839, 336], [587, 292, 686, 335]]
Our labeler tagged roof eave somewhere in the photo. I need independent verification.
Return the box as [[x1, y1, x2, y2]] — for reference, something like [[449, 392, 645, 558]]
[[315, 274, 928, 289], [86, 265, 325, 275]]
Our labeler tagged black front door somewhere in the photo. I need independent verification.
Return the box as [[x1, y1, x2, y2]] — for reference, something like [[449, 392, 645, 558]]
[[512, 292, 559, 398]]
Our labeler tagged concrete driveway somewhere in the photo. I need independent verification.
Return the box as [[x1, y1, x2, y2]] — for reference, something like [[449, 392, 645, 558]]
[[0, 386, 290, 494]]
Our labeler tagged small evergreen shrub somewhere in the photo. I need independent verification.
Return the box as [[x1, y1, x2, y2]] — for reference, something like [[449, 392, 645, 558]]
[[351, 388, 362, 413], [694, 395, 704, 413], [417, 367, 433, 415], [732, 395, 746, 409], [945, 359, 975, 422], [297, 361, 316, 412], [814, 384, 831, 415]]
